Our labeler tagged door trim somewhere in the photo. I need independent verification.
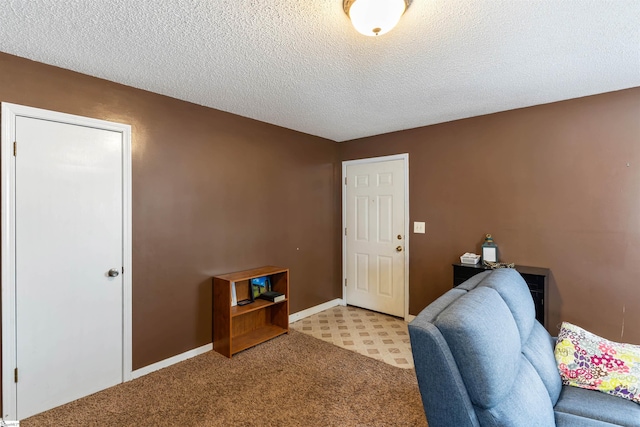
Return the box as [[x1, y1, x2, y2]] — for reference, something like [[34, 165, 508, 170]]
[[1, 103, 133, 420], [342, 154, 410, 320]]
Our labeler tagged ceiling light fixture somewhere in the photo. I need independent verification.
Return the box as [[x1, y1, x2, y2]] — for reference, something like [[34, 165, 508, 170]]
[[343, 0, 410, 37]]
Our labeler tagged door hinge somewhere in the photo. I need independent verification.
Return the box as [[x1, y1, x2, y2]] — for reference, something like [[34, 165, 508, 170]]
[[344, 177, 347, 185], [13, 141, 17, 157], [122, 266, 125, 274], [344, 278, 347, 287], [344, 227, 347, 236], [14, 368, 18, 383]]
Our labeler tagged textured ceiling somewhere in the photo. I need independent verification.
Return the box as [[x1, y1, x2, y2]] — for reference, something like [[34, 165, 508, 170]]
[[1, 0, 639, 142]]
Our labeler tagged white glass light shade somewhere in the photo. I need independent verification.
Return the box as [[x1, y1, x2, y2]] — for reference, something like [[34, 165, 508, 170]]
[[347, 0, 407, 36]]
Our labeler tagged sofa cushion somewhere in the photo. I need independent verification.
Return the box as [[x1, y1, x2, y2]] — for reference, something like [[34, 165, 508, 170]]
[[435, 287, 520, 408], [555, 411, 627, 427], [434, 285, 556, 425], [456, 270, 491, 290], [415, 288, 468, 322], [554, 385, 640, 426], [477, 268, 536, 347], [523, 321, 563, 405], [477, 269, 561, 407], [474, 356, 556, 426], [555, 321, 640, 404]]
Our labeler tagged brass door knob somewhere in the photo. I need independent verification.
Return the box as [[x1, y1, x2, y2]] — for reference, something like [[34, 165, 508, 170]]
[[396, 246, 403, 252]]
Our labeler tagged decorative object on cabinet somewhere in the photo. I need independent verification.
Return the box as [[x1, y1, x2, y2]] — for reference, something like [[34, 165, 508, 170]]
[[460, 252, 481, 265], [481, 233, 499, 263], [483, 260, 515, 269]]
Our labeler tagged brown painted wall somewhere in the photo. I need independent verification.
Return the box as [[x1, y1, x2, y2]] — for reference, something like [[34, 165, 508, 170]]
[[341, 88, 640, 344], [2, 50, 638, 381], [0, 52, 343, 370]]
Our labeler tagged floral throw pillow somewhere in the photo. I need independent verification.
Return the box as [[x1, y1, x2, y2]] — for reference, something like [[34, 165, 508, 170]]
[[554, 322, 640, 404]]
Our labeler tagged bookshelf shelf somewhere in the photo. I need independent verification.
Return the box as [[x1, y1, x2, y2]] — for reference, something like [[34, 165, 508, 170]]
[[212, 266, 289, 358], [230, 298, 288, 317], [231, 324, 287, 355]]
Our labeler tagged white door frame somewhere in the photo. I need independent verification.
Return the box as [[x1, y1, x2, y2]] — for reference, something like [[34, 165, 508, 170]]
[[342, 153, 410, 320], [1, 103, 133, 421]]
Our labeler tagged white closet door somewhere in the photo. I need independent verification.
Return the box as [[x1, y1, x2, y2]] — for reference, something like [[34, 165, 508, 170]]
[[15, 115, 124, 419]]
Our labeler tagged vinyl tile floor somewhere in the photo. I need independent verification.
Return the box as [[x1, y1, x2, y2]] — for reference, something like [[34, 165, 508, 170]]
[[290, 305, 414, 369]]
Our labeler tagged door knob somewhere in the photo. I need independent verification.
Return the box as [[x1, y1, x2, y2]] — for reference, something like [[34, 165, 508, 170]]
[[396, 246, 403, 252], [108, 268, 120, 277]]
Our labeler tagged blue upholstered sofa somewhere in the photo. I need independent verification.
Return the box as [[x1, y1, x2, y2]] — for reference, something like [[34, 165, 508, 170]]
[[408, 268, 640, 426]]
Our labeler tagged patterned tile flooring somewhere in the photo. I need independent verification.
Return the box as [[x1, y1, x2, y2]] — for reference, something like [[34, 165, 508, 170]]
[[290, 305, 414, 369]]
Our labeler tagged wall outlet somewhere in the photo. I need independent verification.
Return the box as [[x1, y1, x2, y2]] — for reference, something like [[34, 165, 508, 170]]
[[414, 221, 426, 234]]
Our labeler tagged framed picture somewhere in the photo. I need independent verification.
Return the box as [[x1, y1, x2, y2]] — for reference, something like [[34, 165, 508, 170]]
[[250, 276, 271, 299], [482, 246, 497, 262]]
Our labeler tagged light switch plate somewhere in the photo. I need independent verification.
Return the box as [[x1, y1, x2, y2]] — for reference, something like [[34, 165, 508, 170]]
[[414, 221, 426, 233]]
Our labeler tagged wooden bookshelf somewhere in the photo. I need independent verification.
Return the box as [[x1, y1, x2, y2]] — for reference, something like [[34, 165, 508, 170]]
[[212, 266, 289, 358]]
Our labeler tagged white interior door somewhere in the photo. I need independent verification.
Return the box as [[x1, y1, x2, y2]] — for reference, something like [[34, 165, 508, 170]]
[[2, 104, 132, 421], [344, 157, 407, 318]]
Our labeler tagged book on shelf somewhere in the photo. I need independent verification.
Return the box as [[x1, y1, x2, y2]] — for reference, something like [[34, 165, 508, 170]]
[[257, 291, 285, 303], [231, 282, 237, 307]]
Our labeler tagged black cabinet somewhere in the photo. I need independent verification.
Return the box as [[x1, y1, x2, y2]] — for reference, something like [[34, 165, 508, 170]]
[[452, 263, 549, 326]]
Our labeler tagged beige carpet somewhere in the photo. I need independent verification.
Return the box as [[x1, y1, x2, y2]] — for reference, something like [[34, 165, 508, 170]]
[[22, 331, 427, 426]]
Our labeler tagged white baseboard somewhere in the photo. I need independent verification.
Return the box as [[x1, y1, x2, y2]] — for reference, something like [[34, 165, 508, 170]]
[[131, 342, 213, 379], [405, 314, 416, 323], [289, 298, 345, 323], [129, 298, 345, 380]]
